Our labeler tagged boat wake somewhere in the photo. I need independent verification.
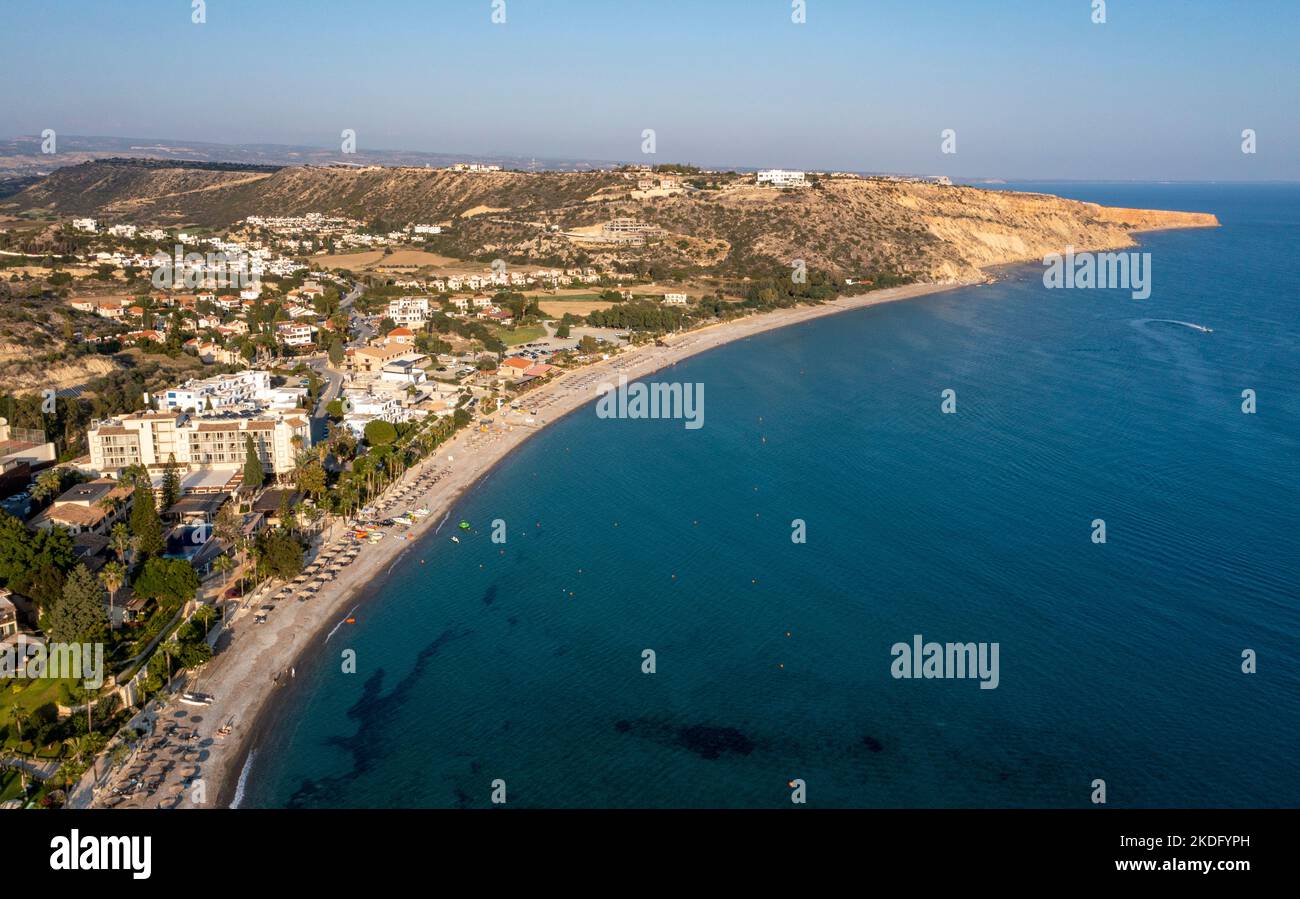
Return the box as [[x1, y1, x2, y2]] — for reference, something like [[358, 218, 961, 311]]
[[1143, 318, 1214, 333], [325, 605, 359, 643], [434, 512, 450, 535]]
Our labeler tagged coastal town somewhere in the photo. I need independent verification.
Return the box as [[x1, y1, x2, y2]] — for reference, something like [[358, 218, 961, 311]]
[[1, 0, 1285, 881], [0, 161, 886, 808], [0, 154, 1213, 809]]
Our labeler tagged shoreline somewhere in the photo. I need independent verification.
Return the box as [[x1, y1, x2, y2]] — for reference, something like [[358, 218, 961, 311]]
[[101, 212, 1221, 809], [99, 205, 1220, 809], [185, 279, 973, 809]]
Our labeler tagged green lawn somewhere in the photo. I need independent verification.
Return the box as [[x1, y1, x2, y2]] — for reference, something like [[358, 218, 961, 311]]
[[1, 678, 70, 754], [494, 324, 547, 346], [0, 768, 26, 804]]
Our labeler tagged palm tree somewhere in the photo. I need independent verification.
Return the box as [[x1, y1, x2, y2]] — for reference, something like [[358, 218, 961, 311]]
[[161, 640, 183, 683], [109, 522, 131, 564], [214, 553, 234, 592], [99, 562, 125, 630], [10, 704, 27, 794], [30, 467, 65, 504]]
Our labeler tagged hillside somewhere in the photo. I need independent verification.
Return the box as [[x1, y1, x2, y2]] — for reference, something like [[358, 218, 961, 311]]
[[5, 159, 1218, 283]]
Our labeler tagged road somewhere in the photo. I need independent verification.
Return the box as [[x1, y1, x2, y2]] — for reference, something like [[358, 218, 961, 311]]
[[308, 279, 363, 441]]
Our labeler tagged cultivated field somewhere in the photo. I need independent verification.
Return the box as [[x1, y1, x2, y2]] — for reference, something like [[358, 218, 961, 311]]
[[538, 300, 615, 317], [308, 248, 460, 270]]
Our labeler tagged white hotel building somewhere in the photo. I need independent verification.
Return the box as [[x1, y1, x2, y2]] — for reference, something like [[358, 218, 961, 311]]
[[88, 409, 311, 481], [387, 296, 431, 327], [756, 169, 808, 188], [159, 370, 273, 413]]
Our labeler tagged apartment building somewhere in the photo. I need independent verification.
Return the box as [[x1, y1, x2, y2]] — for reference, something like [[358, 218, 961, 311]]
[[276, 321, 317, 347], [387, 296, 431, 327], [88, 410, 311, 479]]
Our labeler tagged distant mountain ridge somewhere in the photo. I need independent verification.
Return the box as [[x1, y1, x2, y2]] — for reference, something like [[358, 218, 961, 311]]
[[0, 134, 620, 177]]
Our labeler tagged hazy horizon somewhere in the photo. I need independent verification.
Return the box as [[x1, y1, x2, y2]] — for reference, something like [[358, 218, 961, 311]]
[[4, 0, 1298, 181], [6, 131, 1300, 184]]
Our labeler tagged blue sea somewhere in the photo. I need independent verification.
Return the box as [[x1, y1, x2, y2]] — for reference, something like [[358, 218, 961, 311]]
[[242, 183, 1300, 808]]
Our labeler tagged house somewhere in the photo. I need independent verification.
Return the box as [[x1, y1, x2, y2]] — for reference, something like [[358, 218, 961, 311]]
[[383, 326, 416, 346], [386, 296, 430, 327], [345, 344, 410, 374], [500, 357, 534, 380], [523, 363, 556, 379], [275, 321, 316, 347], [663, 292, 688, 305], [0, 592, 18, 638], [380, 357, 429, 386], [93, 300, 128, 319], [29, 478, 134, 537]]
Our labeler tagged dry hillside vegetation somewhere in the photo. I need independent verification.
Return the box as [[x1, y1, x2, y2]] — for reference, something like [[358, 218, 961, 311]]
[[7, 160, 1217, 283]]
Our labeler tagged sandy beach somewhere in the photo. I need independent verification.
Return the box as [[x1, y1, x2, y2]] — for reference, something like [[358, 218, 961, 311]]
[[87, 279, 971, 809]]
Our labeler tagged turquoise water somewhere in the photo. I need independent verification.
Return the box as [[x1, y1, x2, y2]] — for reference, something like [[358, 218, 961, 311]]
[[244, 184, 1300, 808]]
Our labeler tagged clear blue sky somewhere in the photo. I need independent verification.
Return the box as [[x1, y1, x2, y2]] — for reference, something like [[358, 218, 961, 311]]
[[5, 0, 1297, 179]]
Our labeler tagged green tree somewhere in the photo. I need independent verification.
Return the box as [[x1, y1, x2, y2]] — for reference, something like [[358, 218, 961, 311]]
[[132, 557, 200, 604], [254, 528, 304, 581], [213, 499, 239, 539], [129, 484, 165, 559], [43, 564, 108, 643], [98, 561, 126, 627], [213, 553, 234, 590], [243, 435, 265, 489], [160, 454, 181, 511], [327, 338, 345, 366], [109, 522, 132, 565], [297, 461, 327, 502], [0, 512, 74, 584], [31, 467, 69, 504], [11, 564, 66, 615], [363, 419, 398, 446]]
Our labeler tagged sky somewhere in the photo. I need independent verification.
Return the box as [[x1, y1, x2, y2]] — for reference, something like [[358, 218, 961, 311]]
[[3, 0, 1298, 180]]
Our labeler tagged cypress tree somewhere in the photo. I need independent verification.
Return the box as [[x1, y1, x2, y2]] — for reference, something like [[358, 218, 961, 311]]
[[243, 434, 265, 489], [130, 484, 166, 558]]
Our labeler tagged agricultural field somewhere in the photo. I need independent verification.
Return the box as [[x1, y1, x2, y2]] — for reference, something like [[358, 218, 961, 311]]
[[308, 248, 460, 270], [537, 300, 613, 317]]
